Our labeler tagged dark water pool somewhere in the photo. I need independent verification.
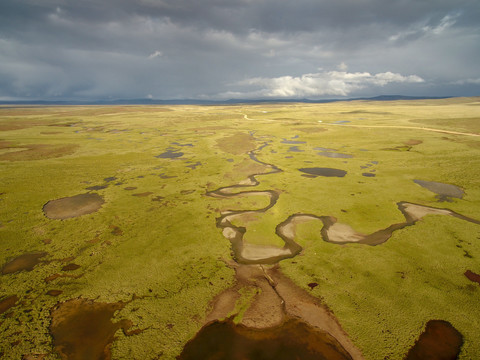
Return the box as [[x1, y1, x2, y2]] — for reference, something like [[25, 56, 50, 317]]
[[299, 168, 347, 177], [405, 320, 462, 360], [178, 318, 352, 360]]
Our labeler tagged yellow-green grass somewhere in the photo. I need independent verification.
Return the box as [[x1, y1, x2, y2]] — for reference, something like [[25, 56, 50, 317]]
[[0, 98, 479, 359]]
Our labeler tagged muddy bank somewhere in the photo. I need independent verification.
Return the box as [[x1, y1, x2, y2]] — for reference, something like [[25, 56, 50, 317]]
[[317, 202, 480, 246], [178, 317, 352, 360], [203, 263, 364, 360], [43, 193, 105, 219], [207, 143, 287, 264]]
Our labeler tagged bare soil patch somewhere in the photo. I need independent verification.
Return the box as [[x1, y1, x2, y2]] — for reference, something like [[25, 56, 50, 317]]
[[43, 193, 105, 220]]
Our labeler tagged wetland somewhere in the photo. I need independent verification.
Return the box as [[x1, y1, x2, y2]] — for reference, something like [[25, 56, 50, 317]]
[[1, 98, 480, 359]]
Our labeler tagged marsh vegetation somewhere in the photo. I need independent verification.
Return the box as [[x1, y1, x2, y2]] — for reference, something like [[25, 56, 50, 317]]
[[1, 98, 479, 359]]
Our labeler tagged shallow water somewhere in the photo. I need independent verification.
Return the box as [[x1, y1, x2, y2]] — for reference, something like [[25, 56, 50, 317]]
[[288, 146, 304, 152], [178, 318, 352, 360], [1, 252, 47, 274], [281, 139, 306, 145], [86, 185, 108, 190], [50, 298, 131, 360], [317, 151, 353, 159], [156, 150, 183, 158], [0, 295, 19, 314], [413, 179, 464, 201], [405, 320, 463, 360], [298, 167, 347, 177]]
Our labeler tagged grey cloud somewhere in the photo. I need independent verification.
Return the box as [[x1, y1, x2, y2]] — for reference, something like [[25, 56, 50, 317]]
[[0, 0, 479, 100], [229, 71, 424, 98]]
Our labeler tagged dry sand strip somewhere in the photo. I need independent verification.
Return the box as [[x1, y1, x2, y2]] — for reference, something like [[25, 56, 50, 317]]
[[324, 123, 480, 137]]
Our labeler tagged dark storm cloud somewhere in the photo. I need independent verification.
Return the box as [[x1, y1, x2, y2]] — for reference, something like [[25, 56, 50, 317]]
[[0, 0, 479, 100]]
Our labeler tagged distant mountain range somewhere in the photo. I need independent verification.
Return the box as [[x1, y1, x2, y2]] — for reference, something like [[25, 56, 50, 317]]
[[0, 95, 452, 106]]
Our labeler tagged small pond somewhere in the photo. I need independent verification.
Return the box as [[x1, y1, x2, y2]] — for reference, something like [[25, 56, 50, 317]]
[[413, 179, 464, 201], [299, 168, 347, 177], [178, 318, 352, 360]]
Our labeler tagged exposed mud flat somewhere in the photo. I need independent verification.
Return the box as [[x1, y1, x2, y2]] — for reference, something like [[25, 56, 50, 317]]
[[50, 298, 134, 360], [203, 263, 363, 360], [320, 202, 480, 246], [1, 252, 47, 274], [43, 193, 105, 219], [405, 320, 463, 360]]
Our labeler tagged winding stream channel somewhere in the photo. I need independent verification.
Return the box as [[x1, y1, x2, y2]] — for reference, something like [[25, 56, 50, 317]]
[[207, 142, 479, 265], [183, 139, 480, 360]]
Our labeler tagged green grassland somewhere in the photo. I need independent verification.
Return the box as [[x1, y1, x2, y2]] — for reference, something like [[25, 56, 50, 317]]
[[1, 98, 479, 359]]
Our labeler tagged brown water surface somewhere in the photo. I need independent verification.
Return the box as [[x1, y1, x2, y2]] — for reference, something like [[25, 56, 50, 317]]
[[1, 252, 47, 274], [464, 270, 480, 285], [50, 298, 132, 360], [61, 263, 81, 271], [0, 295, 19, 314], [47, 290, 63, 297], [178, 317, 352, 360], [405, 320, 463, 360]]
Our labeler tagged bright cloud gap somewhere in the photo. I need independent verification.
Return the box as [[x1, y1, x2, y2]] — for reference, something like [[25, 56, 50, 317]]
[[221, 70, 424, 99]]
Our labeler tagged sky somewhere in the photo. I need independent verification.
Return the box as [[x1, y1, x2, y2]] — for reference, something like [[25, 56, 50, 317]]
[[1, 0, 480, 101]]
